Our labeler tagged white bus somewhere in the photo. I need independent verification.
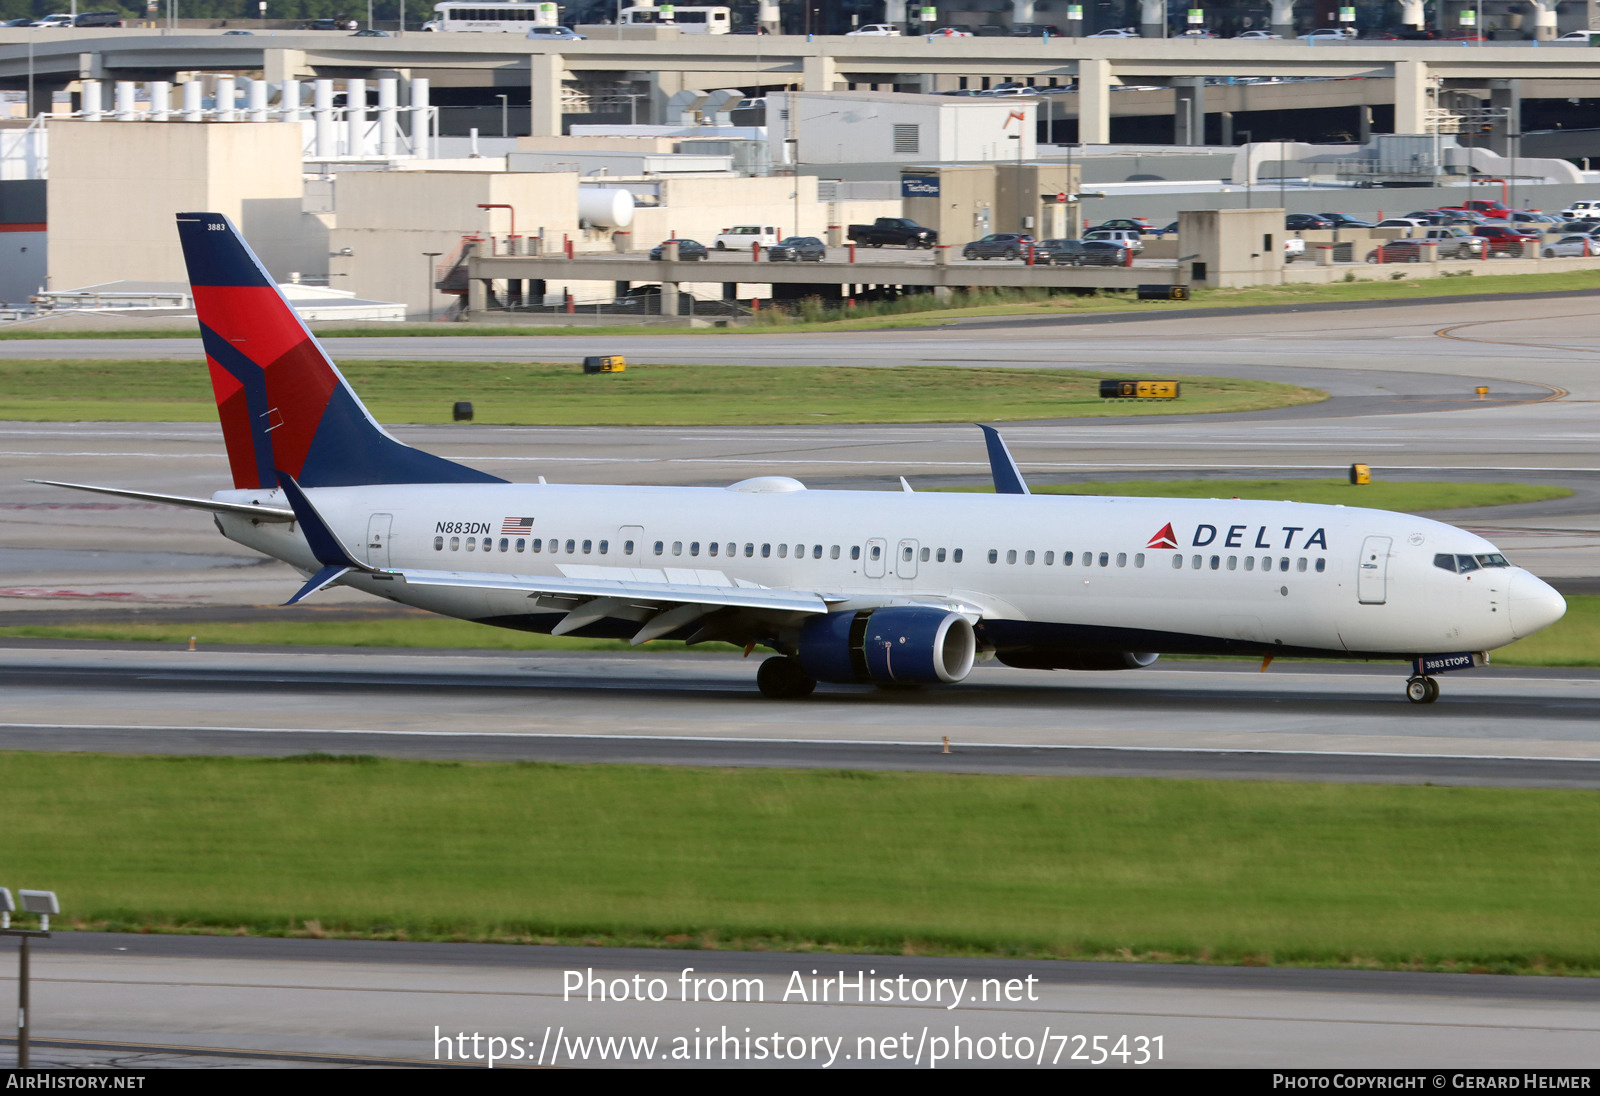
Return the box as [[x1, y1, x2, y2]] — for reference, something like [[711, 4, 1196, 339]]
[[618, 5, 731, 33], [422, 1, 559, 32]]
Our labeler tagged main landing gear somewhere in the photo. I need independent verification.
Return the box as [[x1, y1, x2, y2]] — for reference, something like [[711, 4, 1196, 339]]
[[757, 656, 816, 699], [1405, 675, 1440, 705]]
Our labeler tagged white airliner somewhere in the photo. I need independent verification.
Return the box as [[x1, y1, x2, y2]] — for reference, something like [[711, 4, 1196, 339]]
[[35, 213, 1567, 704]]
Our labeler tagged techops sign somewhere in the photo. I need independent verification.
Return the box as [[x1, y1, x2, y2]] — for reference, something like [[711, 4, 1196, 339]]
[[901, 176, 940, 198]]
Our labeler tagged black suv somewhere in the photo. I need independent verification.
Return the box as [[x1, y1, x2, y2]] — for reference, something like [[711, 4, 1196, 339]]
[[1035, 239, 1128, 266], [1285, 214, 1335, 231], [74, 11, 124, 26], [961, 233, 1034, 260]]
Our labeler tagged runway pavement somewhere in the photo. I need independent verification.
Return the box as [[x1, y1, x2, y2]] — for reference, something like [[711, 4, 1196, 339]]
[[5, 935, 1598, 1069]]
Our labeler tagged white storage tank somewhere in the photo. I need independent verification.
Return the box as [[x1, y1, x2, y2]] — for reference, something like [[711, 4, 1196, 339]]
[[577, 187, 636, 229]]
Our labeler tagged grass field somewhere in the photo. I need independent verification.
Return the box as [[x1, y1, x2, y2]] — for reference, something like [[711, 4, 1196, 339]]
[[1, 752, 1595, 973], [5, 269, 1600, 339], [947, 478, 1574, 512], [0, 360, 1323, 424]]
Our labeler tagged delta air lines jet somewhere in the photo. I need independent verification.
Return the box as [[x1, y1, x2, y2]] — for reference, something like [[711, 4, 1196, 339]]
[[35, 214, 1568, 703]]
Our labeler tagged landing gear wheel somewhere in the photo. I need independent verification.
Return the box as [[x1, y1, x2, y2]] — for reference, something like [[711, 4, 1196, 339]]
[[757, 656, 816, 699], [1405, 676, 1439, 704]]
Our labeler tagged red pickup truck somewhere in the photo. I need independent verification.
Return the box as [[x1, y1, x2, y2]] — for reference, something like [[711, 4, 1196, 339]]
[[1438, 200, 1512, 220]]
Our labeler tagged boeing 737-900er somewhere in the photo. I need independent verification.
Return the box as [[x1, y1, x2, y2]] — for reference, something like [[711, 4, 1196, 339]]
[[33, 213, 1568, 703]]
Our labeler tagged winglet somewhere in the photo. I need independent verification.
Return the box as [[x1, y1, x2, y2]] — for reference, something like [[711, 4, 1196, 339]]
[[977, 425, 1030, 495], [275, 471, 366, 570]]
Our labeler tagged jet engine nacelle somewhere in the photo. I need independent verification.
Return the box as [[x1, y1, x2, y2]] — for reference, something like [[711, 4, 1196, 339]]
[[799, 607, 977, 685], [997, 650, 1160, 672]]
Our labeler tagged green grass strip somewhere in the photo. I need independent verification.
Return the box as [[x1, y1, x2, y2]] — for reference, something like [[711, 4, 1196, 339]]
[[945, 478, 1574, 512], [0, 361, 1323, 424], [2, 753, 1596, 973]]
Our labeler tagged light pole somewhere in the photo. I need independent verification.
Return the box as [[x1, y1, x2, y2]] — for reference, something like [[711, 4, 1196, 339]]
[[2, 888, 60, 1071], [422, 251, 441, 320], [495, 94, 509, 137]]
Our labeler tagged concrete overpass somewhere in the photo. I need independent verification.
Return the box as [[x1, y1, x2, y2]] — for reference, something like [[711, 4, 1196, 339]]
[[4, 30, 1600, 140]]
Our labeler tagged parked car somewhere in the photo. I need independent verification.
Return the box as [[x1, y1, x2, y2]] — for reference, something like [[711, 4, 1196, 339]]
[[1035, 239, 1128, 266], [222, 29, 255, 34], [1283, 238, 1306, 262], [1365, 240, 1434, 264], [1508, 211, 1559, 226], [1299, 27, 1356, 41], [1557, 29, 1600, 41], [1083, 227, 1144, 252], [30, 14, 75, 26], [1234, 29, 1281, 39], [962, 233, 1034, 260], [1375, 218, 1427, 230], [1285, 213, 1336, 231], [767, 236, 826, 262], [1417, 226, 1489, 259], [1372, 26, 1434, 39], [0, 17, 35, 25], [350, 28, 391, 36], [846, 24, 901, 35], [1009, 23, 1062, 37], [847, 217, 937, 248], [1090, 218, 1153, 233], [981, 84, 1042, 97], [1542, 234, 1600, 258], [73, 11, 125, 26], [1559, 199, 1600, 219], [299, 18, 341, 29], [1318, 212, 1374, 228], [1472, 225, 1542, 256], [1401, 210, 1453, 226], [1438, 199, 1511, 220], [1087, 27, 1138, 37], [712, 225, 780, 250], [1557, 219, 1600, 234], [648, 238, 708, 261], [527, 25, 584, 39], [928, 26, 972, 37], [1154, 221, 1180, 237]]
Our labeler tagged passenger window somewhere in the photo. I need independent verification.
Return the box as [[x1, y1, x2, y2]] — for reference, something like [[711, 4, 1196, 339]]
[[653, 541, 664, 555], [532, 538, 542, 553], [499, 538, 509, 552], [1043, 551, 1053, 565], [561, 539, 572, 553], [1099, 552, 1109, 567], [1261, 556, 1272, 571], [1062, 551, 1073, 565], [831, 546, 840, 559], [920, 547, 930, 562], [1007, 550, 1017, 564], [1171, 555, 1182, 570], [1082, 552, 1092, 567], [1191, 555, 1201, 569], [1209, 555, 1219, 570], [813, 545, 822, 559], [950, 548, 961, 563], [1297, 558, 1307, 572], [988, 550, 999, 564], [466, 538, 476, 552], [450, 536, 460, 551], [1025, 550, 1035, 565], [599, 540, 608, 555], [434, 536, 444, 551], [1135, 553, 1145, 568], [517, 538, 526, 552], [746, 543, 755, 557], [1279, 557, 1290, 571], [763, 544, 772, 558], [1227, 555, 1236, 570], [1117, 552, 1127, 568], [778, 544, 788, 558], [672, 541, 683, 556], [1434, 553, 1457, 572], [708, 542, 719, 557], [727, 543, 736, 557], [689, 542, 699, 557], [583, 539, 593, 554], [1244, 555, 1254, 571], [797, 544, 806, 558], [1315, 558, 1326, 572]]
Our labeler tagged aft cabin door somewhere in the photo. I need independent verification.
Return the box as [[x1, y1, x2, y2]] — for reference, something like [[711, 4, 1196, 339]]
[[366, 513, 393, 568], [1357, 535, 1391, 605]]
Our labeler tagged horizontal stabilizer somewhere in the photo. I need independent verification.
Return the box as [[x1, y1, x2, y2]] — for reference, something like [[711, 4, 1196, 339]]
[[28, 480, 296, 522], [284, 565, 352, 606]]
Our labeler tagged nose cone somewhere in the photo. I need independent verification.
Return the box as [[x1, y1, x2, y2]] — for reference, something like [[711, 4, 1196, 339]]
[[1509, 572, 1567, 640]]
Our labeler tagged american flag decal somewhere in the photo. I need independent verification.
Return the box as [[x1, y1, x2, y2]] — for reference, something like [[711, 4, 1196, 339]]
[[501, 516, 534, 534]]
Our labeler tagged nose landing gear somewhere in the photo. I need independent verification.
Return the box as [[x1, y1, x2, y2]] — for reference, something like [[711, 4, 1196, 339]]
[[1405, 675, 1440, 704]]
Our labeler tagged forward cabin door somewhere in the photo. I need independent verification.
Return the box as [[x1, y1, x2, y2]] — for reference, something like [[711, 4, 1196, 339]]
[[1357, 535, 1391, 605], [366, 513, 393, 568]]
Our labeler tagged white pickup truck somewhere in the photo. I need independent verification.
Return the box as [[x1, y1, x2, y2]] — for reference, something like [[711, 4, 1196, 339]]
[[712, 225, 781, 251], [1284, 238, 1306, 262]]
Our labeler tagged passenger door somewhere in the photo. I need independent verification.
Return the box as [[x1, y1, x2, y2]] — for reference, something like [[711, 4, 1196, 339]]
[[1357, 535, 1391, 605], [864, 537, 887, 579], [618, 525, 644, 561], [896, 539, 919, 580]]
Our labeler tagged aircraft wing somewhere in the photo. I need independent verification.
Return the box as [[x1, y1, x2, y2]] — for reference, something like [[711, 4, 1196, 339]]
[[396, 568, 831, 614]]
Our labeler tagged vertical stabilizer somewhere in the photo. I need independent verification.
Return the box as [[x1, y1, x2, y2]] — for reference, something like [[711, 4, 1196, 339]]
[[175, 212, 503, 489]]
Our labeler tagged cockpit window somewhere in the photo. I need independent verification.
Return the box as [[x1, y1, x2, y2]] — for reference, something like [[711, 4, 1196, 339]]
[[1475, 553, 1509, 568], [1434, 554, 1457, 573], [1455, 554, 1480, 572]]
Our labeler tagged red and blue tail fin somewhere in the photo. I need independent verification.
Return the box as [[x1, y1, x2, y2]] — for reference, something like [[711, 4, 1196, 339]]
[[176, 212, 503, 490]]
